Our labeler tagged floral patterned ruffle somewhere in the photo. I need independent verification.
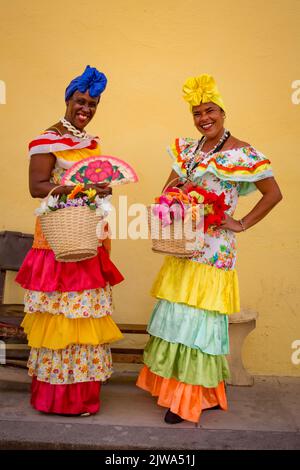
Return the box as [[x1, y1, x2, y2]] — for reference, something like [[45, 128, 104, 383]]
[[27, 343, 113, 384], [168, 138, 273, 195], [24, 285, 113, 319]]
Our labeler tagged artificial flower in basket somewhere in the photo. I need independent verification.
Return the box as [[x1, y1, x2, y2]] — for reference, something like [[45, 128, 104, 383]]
[[152, 187, 193, 227], [149, 184, 229, 256], [36, 184, 112, 263], [184, 183, 230, 233]]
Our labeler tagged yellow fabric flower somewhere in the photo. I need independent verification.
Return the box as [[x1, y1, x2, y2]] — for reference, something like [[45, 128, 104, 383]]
[[182, 74, 226, 112], [83, 188, 97, 200], [189, 191, 204, 204], [204, 204, 214, 215]]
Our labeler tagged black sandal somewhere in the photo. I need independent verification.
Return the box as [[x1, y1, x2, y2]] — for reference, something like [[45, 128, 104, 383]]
[[164, 409, 184, 424]]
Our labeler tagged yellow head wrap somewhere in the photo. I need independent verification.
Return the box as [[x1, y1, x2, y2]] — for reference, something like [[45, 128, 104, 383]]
[[182, 74, 225, 112]]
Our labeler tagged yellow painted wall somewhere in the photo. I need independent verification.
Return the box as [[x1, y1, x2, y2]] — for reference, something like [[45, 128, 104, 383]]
[[0, 0, 299, 376]]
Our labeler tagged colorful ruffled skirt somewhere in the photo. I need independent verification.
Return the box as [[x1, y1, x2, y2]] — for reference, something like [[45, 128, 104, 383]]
[[16, 222, 124, 415], [137, 256, 240, 423]]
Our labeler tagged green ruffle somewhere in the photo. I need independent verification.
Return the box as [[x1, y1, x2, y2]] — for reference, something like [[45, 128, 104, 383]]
[[143, 336, 230, 387], [148, 300, 229, 355]]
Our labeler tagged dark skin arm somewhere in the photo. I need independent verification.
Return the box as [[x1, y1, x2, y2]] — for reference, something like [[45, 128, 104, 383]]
[[162, 171, 283, 232], [29, 154, 112, 198], [221, 177, 283, 232]]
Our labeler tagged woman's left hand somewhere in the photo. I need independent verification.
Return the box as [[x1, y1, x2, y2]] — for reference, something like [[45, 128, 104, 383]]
[[220, 214, 243, 232]]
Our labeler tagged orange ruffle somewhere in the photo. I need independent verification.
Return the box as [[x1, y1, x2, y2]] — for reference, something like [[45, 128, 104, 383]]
[[33, 218, 50, 249], [136, 365, 228, 423]]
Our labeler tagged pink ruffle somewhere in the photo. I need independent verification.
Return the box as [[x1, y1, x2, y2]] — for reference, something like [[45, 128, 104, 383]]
[[16, 246, 124, 292], [31, 376, 101, 415]]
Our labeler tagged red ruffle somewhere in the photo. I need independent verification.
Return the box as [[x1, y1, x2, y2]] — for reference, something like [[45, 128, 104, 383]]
[[31, 377, 101, 415], [16, 246, 124, 292]]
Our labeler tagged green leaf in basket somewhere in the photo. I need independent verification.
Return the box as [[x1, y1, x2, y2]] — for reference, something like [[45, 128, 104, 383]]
[[60, 194, 67, 203]]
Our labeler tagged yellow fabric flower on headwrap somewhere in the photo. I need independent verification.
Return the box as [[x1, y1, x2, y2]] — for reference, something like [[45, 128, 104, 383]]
[[182, 74, 225, 112]]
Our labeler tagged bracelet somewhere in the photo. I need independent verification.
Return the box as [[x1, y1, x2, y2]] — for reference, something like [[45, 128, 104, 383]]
[[238, 218, 246, 231]]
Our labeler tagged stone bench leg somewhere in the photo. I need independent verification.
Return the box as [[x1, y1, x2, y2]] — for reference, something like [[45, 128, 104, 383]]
[[226, 319, 256, 386]]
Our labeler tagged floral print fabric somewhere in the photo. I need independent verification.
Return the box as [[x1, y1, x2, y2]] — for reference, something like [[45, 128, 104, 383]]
[[28, 343, 113, 384], [24, 285, 113, 319], [190, 172, 238, 270]]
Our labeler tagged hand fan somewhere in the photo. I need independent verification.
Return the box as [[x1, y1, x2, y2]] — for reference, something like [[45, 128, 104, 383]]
[[61, 155, 138, 186]]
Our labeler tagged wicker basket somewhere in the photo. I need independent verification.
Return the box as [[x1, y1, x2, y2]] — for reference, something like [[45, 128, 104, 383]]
[[148, 178, 203, 257], [39, 188, 101, 262]]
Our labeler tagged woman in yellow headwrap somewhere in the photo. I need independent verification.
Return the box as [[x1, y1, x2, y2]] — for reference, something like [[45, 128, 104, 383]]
[[137, 74, 282, 424]]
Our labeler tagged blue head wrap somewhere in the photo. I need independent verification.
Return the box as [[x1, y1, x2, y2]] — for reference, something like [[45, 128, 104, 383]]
[[65, 65, 107, 101]]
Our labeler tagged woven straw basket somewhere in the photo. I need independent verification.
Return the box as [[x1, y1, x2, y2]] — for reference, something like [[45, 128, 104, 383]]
[[148, 178, 203, 257], [39, 187, 101, 262]]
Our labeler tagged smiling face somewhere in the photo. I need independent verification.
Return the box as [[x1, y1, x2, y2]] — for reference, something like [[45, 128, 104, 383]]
[[65, 90, 100, 130], [192, 102, 225, 141]]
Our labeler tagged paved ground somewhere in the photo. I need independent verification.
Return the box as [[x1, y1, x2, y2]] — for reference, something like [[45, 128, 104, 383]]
[[0, 365, 299, 450]]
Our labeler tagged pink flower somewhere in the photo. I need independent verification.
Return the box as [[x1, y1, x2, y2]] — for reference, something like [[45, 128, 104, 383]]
[[171, 203, 185, 220], [215, 260, 224, 269], [153, 203, 172, 226], [158, 195, 173, 206], [84, 160, 113, 183], [152, 203, 185, 227]]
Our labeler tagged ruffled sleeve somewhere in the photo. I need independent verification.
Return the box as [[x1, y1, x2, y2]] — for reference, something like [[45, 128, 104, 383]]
[[167, 138, 274, 196], [28, 131, 99, 157], [167, 137, 200, 183]]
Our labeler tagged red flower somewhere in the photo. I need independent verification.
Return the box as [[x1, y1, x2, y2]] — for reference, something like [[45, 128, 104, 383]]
[[85, 160, 114, 183], [185, 184, 230, 232]]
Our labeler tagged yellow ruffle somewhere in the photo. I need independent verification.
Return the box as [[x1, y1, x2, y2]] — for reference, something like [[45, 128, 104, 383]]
[[53, 145, 101, 162], [151, 256, 240, 314], [21, 312, 123, 350]]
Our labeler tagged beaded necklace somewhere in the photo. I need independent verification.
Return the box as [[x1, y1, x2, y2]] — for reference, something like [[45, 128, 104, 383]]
[[186, 129, 231, 177]]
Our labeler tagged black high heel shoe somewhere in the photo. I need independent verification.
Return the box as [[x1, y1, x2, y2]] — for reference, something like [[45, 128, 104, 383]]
[[164, 409, 184, 424]]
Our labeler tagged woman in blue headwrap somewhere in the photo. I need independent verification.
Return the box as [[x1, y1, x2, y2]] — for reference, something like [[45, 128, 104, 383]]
[[16, 66, 124, 416]]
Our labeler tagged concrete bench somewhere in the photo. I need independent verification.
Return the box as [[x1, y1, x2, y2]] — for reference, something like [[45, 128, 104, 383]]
[[227, 309, 258, 386]]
